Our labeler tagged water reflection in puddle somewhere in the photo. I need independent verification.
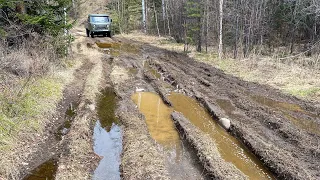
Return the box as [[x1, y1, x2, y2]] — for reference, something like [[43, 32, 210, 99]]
[[93, 87, 122, 180], [131, 92, 207, 180], [93, 121, 122, 180], [168, 93, 274, 180]]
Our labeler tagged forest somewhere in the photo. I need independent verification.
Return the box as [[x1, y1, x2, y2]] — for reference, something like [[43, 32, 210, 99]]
[[108, 0, 320, 60]]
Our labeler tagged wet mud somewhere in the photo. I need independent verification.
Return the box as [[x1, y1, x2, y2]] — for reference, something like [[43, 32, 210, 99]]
[[131, 92, 207, 180], [251, 95, 320, 135], [168, 93, 273, 179], [55, 103, 77, 140], [94, 36, 320, 179], [171, 112, 247, 179], [96, 42, 141, 57]]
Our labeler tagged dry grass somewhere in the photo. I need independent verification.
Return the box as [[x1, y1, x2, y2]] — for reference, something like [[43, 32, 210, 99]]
[[120, 33, 320, 103], [171, 111, 247, 179], [55, 46, 103, 180], [0, 39, 82, 179]]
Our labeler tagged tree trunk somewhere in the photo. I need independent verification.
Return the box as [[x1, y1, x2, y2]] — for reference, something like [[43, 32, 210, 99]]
[[142, 0, 147, 33], [154, 1, 160, 37], [218, 0, 224, 59], [165, 0, 171, 36], [205, 0, 209, 53]]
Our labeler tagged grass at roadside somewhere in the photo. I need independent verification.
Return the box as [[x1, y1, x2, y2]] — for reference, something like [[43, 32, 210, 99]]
[[0, 58, 82, 179], [120, 33, 320, 103]]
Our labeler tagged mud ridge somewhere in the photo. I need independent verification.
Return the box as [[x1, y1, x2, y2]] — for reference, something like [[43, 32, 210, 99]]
[[55, 48, 106, 179], [143, 71, 172, 106], [171, 112, 247, 179], [110, 58, 170, 179]]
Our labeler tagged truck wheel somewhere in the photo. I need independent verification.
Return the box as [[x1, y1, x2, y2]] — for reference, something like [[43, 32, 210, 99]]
[[90, 32, 94, 38], [103, 33, 107, 37], [107, 32, 112, 38], [86, 29, 89, 37]]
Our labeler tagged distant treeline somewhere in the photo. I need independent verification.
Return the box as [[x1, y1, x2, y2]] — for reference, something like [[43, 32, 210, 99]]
[[108, 0, 320, 57]]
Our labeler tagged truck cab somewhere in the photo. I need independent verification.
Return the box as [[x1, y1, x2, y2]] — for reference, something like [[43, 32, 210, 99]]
[[85, 14, 112, 38]]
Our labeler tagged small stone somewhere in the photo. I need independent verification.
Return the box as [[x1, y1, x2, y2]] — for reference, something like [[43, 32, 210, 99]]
[[87, 104, 95, 111], [219, 118, 231, 130]]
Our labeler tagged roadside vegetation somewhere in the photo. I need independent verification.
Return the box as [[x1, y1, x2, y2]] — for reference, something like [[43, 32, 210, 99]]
[[0, 0, 79, 178]]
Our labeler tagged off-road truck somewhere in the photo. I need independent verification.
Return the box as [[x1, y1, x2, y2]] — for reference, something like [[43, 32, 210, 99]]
[[85, 14, 112, 38]]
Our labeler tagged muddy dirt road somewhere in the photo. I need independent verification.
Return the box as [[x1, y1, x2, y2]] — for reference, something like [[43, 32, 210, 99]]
[[21, 31, 320, 179], [96, 35, 320, 180]]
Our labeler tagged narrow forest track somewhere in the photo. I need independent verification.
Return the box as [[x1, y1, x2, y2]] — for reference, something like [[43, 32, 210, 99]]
[[18, 31, 320, 179]]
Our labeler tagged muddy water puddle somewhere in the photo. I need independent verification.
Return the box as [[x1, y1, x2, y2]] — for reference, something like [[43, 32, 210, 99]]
[[96, 42, 141, 56], [24, 159, 58, 180], [55, 103, 77, 140], [168, 93, 274, 179], [251, 95, 319, 134], [93, 87, 122, 180], [131, 92, 208, 180]]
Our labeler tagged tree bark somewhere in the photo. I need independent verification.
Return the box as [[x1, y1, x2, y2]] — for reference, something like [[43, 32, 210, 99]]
[[154, 0, 160, 37], [218, 0, 224, 59], [142, 0, 147, 33]]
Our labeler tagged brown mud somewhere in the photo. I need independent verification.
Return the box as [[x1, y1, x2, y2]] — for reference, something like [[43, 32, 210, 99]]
[[16, 31, 320, 179], [139, 43, 320, 179], [24, 159, 58, 180], [171, 112, 246, 179], [97, 37, 319, 179], [168, 92, 273, 179], [131, 92, 208, 180]]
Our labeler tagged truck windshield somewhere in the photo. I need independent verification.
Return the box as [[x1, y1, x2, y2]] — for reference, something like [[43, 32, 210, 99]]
[[90, 16, 109, 23]]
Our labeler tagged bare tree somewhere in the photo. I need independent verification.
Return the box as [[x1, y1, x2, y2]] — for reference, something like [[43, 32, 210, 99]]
[[218, 0, 223, 59], [142, 0, 147, 33]]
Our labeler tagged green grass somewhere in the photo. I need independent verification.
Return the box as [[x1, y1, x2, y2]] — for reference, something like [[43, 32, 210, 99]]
[[0, 77, 63, 150], [286, 87, 320, 98]]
